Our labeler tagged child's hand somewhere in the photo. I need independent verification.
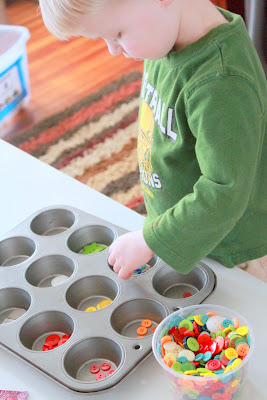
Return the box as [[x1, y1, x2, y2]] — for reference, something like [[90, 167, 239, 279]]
[[108, 230, 154, 280]]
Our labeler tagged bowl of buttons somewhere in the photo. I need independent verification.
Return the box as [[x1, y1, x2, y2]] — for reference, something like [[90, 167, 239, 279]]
[[152, 304, 254, 400]]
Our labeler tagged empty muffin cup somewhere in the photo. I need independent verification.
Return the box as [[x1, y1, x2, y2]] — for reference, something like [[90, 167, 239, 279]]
[[0, 237, 36, 267], [0, 288, 31, 324], [30, 209, 76, 236]]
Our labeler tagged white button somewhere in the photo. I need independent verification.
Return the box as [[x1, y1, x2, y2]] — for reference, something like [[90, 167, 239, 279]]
[[8, 308, 26, 320], [3, 317, 14, 324], [179, 349, 195, 361], [206, 315, 224, 333], [163, 341, 180, 351], [51, 275, 69, 287]]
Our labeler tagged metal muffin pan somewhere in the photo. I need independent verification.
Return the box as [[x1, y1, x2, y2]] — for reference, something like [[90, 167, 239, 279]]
[[0, 205, 216, 393]]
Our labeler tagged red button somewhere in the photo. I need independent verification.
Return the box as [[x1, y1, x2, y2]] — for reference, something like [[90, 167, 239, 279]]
[[169, 326, 176, 335], [62, 334, 70, 340], [213, 337, 224, 353], [101, 362, 111, 371], [193, 321, 200, 336], [210, 341, 219, 355], [45, 334, 60, 346], [206, 359, 221, 371], [95, 372, 106, 380], [224, 337, 230, 349], [182, 292, 192, 298], [90, 364, 100, 374], [58, 338, 68, 346], [178, 327, 187, 335], [172, 329, 184, 344], [220, 354, 230, 366], [42, 343, 53, 351], [197, 333, 211, 346], [184, 330, 195, 337], [108, 369, 116, 376]]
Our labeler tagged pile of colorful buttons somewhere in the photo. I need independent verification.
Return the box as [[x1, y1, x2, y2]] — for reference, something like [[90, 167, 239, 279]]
[[133, 264, 152, 276], [136, 319, 157, 337], [42, 334, 70, 351], [155, 311, 251, 400], [81, 242, 107, 254], [89, 361, 116, 381], [85, 298, 113, 312]]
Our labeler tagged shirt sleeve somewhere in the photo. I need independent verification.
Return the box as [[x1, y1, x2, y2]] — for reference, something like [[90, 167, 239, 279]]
[[143, 74, 264, 273]]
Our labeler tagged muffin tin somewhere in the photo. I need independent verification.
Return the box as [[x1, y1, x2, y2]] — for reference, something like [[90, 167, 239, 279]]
[[0, 206, 216, 393]]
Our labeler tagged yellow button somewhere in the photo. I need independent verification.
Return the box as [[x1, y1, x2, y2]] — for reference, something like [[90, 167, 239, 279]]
[[225, 348, 238, 360], [236, 326, 249, 336], [85, 306, 96, 312], [163, 353, 177, 363], [194, 315, 204, 326], [96, 299, 112, 309], [223, 327, 232, 334], [232, 358, 242, 368], [184, 370, 198, 375], [232, 378, 240, 387]]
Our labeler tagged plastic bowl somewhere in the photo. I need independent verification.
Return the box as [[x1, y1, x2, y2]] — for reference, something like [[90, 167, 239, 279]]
[[152, 304, 254, 400]]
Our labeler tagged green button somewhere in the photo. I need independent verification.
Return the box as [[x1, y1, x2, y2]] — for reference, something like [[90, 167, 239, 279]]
[[187, 337, 200, 352], [197, 368, 209, 373], [182, 361, 196, 372], [178, 319, 193, 331], [159, 328, 169, 339], [216, 330, 226, 338], [172, 362, 183, 372]]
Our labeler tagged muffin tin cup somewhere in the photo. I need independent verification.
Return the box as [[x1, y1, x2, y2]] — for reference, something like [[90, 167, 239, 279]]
[[0, 205, 216, 393], [152, 305, 254, 400]]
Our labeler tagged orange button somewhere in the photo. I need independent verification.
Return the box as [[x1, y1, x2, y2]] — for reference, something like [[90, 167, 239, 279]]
[[136, 326, 147, 336], [141, 319, 152, 328], [152, 326, 157, 333], [160, 335, 172, 345], [236, 343, 250, 357]]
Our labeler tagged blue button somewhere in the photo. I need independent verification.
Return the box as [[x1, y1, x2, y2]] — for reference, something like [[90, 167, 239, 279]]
[[195, 353, 204, 361], [203, 351, 212, 362], [178, 356, 188, 363], [200, 315, 210, 324], [167, 315, 182, 329]]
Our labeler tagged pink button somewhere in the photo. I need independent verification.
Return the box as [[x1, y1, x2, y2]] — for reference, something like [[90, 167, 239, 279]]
[[108, 369, 116, 376], [90, 364, 100, 374], [101, 362, 111, 371], [95, 372, 106, 380]]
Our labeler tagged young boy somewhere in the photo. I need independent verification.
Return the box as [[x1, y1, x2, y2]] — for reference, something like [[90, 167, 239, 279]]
[[39, 0, 267, 281]]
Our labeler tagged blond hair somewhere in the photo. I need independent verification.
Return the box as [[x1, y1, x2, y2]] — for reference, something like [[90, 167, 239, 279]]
[[38, 0, 107, 40]]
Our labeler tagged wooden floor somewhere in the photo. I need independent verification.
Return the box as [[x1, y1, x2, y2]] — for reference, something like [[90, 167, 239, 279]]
[[1, 0, 228, 139], [0, 0, 144, 139]]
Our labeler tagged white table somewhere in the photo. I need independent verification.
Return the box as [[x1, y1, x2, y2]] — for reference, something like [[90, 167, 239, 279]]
[[0, 140, 266, 400]]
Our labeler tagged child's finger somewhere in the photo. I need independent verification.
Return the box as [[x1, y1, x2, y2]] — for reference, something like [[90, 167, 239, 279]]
[[119, 268, 133, 280], [108, 253, 115, 266], [113, 260, 121, 274]]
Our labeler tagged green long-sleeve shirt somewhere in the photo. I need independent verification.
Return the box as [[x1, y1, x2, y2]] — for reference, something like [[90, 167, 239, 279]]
[[138, 8, 267, 273]]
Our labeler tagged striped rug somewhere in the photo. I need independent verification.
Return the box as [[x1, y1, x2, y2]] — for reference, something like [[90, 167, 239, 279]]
[[6, 70, 146, 215]]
